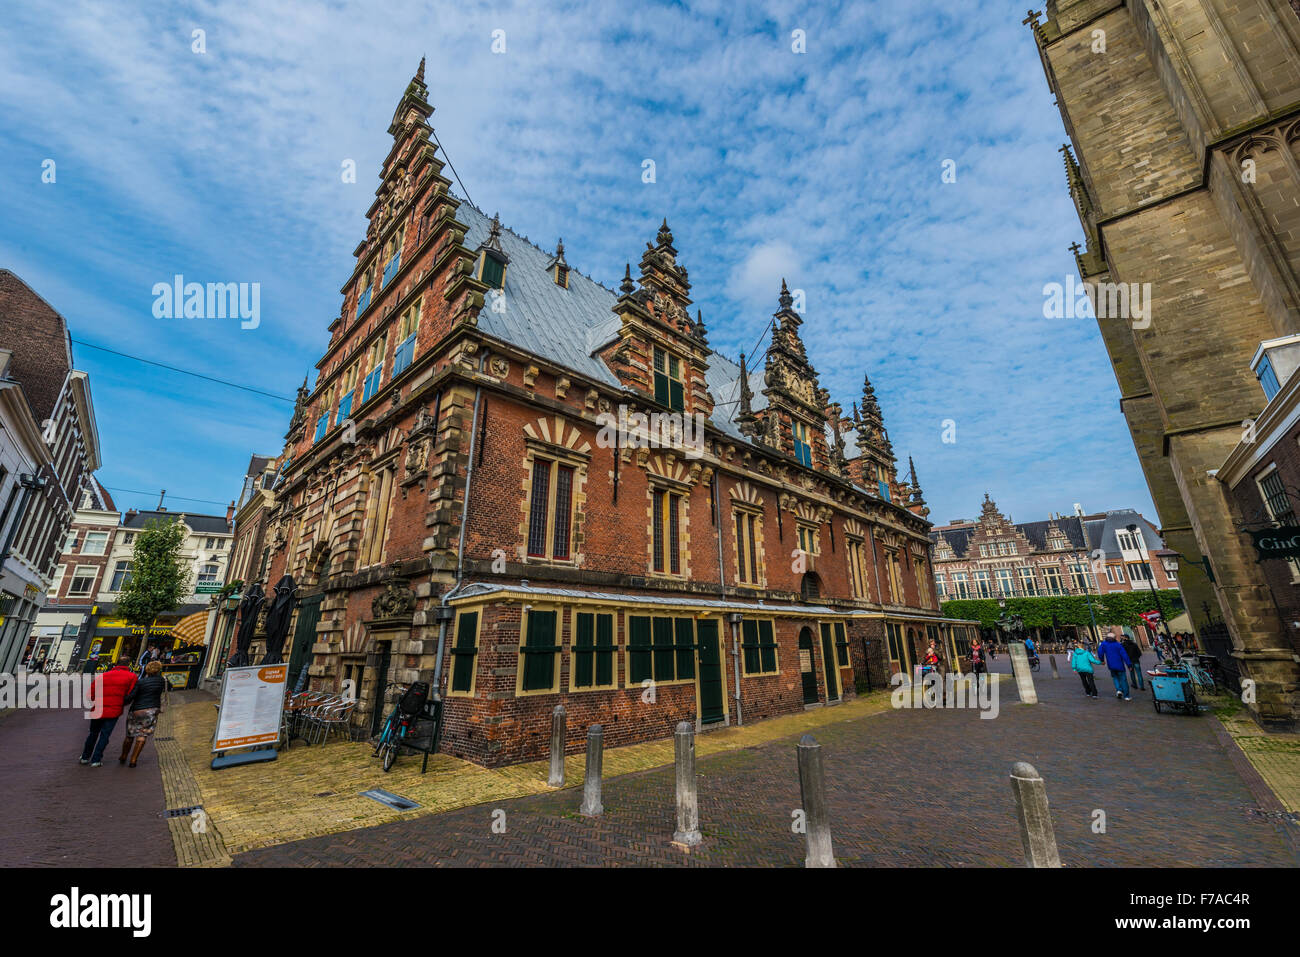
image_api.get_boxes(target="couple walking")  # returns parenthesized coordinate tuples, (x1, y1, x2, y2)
(1069, 634, 1146, 700)
(79, 656, 168, 767)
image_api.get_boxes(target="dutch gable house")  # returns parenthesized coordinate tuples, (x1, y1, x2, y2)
(257, 62, 973, 766)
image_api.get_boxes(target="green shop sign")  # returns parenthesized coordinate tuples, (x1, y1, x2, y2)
(1250, 526, 1300, 561)
(195, 584, 224, 594)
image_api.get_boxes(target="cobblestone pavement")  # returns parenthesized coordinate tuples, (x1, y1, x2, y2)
(235, 659, 1300, 867)
(0, 694, 174, 867)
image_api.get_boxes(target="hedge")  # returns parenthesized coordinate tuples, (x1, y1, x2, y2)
(939, 590, 1183, 630)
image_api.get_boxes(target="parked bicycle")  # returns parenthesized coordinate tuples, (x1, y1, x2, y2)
(373, 680, 431, 772)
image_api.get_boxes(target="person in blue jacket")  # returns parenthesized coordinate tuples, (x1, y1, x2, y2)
(1068, 641, 1102, 698)
(1097, 634, 1133, 700)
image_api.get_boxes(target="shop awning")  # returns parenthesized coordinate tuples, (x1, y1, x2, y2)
(171, 610, 211, 647)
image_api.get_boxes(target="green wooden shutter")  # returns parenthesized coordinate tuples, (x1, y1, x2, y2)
(595, 614, 614, 687)
(674, 618, 695, 680)
(574, 612, 594, 688)
(758, 619, 777, 673)
(741, 619, 760, 673)
(669, 378, 684, 412)
(450, 611, 479, 693)
(652, 616, 675, 681)
(628, 615, 652, 683)
(834, 622, 849, 666)
(523, 609, 557, 691)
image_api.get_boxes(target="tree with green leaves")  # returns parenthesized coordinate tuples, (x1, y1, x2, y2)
(116, 518, 192, 643)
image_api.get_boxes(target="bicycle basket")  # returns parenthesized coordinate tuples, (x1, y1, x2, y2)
(398, 681, 430, 718)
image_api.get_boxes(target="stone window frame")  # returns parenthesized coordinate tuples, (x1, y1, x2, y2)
(731, 503, 766, 588)
(645, 475, 691, 580)
(1255, 463, 1300, 581)
(568, 605, 619, 693)
(359, 464, 396, 569)
(519, 440, 589, 567)
(845, 535, 869, 600)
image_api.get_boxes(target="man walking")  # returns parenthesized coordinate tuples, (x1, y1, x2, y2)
(1121, 634, 1146, 692)
(1097, 634, 1133, 700)
(80, 656, 138, 767)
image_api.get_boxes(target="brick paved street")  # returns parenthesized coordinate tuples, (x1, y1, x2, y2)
(234, 659, 1300, 867)
(0, 696, 173, 867)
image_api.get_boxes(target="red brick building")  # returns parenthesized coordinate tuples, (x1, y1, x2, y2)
(257, 63, 966, 766)
(0, 270, 101, 673)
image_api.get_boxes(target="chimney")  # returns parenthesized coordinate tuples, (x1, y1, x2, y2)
(226, 500, 236, 525)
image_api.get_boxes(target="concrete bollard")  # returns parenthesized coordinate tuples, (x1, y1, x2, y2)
(1049, 654, 1060, 679)
(547, 704, 566, 788)
(1007, 641, 1039, 704)
(579, 724, 604, 817)
(672, 721, 702, 847)
(796, 733, 835, 867)
(1009, 761, 1061, 868)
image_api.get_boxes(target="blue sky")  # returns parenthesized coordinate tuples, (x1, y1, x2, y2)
(0, 0, 1159, 527)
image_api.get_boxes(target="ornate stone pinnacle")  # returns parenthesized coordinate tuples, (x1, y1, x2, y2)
(657, 218, 674, 248)
(779, 278, 793, 311)
(620, 263, 635, 295)
(416, 56, 426, 82)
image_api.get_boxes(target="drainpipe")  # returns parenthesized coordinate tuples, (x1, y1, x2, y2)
(726, 611, 744, 725)
(713, 469, 726, 600)
(435, 384, 482, 697)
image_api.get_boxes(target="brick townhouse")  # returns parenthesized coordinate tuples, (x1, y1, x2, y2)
(0, 270, 101, 672)
(253, 61, 975, 767)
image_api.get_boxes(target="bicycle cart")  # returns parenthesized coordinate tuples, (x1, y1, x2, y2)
(1149, 665, 1199, 716)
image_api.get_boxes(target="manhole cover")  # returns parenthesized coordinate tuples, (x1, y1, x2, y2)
(360, 789, 420, 811)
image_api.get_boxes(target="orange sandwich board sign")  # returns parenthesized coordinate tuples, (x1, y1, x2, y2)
(211, 664, 287, 770)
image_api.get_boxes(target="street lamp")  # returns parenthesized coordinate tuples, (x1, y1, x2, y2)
(1073, 503, 1101, 643)
(1127, 523, 1174, 642)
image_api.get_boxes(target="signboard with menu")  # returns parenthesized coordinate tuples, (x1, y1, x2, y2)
(211, 664, 286, 769)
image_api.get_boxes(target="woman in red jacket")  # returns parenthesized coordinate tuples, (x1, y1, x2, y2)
(80, 657, 138, 767)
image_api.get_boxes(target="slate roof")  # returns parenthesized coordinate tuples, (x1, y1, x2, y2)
(930, 508, 1157, 558)
(123, 510, 231, 534)
(457, 203, 766, 443)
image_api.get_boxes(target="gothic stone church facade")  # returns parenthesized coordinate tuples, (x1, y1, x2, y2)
(257, 63, 959, 766)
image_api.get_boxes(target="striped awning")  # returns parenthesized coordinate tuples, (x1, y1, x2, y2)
(171, 610, 210, 647)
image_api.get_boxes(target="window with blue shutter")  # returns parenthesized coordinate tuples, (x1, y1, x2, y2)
(313, 412, 329, 443)
(362, 365, 383, 403)
(381, 251, 401, 288)
(878, 480, 890, 502)
(793, 421, 812, 467)
(1258, 356, 1282, 400)
(355, 285, 371, 318)
(336, 391, 353, 422)
(393, 333, 416, 376)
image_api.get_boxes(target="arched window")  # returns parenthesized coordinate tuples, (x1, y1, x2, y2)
(801, 572, 822, 600)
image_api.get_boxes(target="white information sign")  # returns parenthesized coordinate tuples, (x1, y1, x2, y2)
(213, 664, 287, 752)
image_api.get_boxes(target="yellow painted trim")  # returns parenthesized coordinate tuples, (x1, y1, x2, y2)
(446, 608, 482, 698)
(567, 606, 620, 693)
(516, 603, 563, 697)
